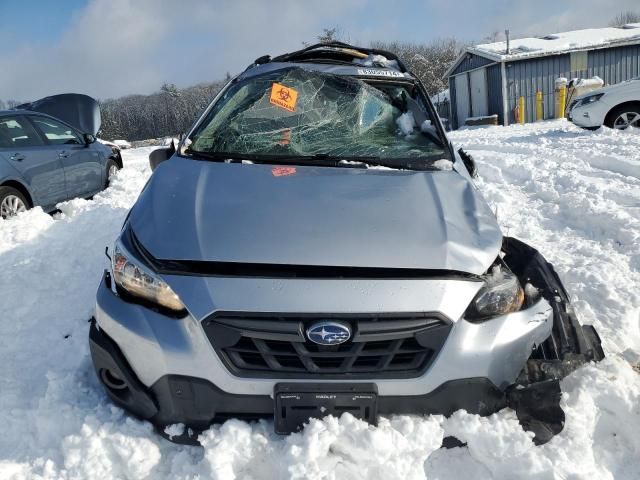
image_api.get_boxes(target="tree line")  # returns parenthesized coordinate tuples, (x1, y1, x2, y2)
(2, 9, 637, 141)
(1, 34, 463, 141)
(98, 80, 228, 141)
(98, 35, 463, 141)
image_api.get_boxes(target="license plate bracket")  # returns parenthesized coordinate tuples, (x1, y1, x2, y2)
(274, 383, 378, 434)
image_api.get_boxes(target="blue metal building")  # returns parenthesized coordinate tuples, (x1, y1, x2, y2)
(445, 24, 640, 129)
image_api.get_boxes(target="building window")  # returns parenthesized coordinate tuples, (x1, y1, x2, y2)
(570, 51, 588, 74)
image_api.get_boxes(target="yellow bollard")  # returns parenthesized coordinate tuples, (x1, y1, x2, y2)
(536, 91, 543, 121)
(555, 85, 567, 118)
(518, 96, 525, 124)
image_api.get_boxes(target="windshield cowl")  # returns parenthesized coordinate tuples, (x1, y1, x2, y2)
(181, 147, 453, 172)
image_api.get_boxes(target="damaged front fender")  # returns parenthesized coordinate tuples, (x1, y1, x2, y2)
(501, 237, 604, 444)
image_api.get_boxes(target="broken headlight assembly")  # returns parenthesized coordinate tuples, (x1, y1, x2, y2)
(465, 265, 525, 322)
(111, 237, 185, 313)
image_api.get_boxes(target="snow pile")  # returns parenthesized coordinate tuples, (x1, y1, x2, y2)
(472, 24, 640, 60)
(1, 122, 640, 479)
(396, 111, 416, 135)
(570, 76, 604, 88)
(352, 54, 400, 71)
(112, 139, 132, 149)
(432, 159, 453, 171)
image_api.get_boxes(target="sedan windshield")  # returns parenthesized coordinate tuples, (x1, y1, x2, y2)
(188, 67, 448, 169)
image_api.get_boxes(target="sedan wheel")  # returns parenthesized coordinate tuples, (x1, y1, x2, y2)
(1, 194, 27, 218)
(613, 111, 640, 129)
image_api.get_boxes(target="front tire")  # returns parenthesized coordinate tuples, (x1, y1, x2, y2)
(105, 159, 120, 188)
(0, 186, 29, 219)
(604, 104, 640, 130)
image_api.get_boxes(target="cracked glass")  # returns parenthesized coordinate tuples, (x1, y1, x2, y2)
(189, 67, 446, 165)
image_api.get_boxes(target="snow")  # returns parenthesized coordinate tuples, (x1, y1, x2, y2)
(430, 89, 449, 104)
(570, 76, 604, 88)
(112, 139, 131, 148)
(465, 114, 498, 122)
(396, 111, 416, 135)
(524, 283, 540, 302)
(470, 24, 640, 61)
(352, 54, 400, 71)
(432, 159, 453, 171)
(1, 121, 640, 479)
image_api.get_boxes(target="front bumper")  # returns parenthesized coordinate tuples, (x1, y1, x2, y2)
(568, 100, 611, 128)
(93, 271, 553, 397)
(90, 237, 603, 443)
(90, 319, 507, 443)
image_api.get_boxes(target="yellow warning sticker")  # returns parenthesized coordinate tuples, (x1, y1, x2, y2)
(270, 83, 298, 112)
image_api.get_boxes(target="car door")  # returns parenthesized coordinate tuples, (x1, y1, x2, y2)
(28, 115, 103, 198)
(0, 115, 67, 208)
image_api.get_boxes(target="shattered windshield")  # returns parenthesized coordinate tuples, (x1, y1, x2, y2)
(188, 68, 448, 168)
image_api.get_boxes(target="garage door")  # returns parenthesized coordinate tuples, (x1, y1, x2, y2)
(470, 68, 488, 118)
(454, 74, 470, 126)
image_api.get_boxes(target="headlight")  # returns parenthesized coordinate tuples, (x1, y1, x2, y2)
(578, 93, 604, 107)
(111, 238, 185, 312)
(465, 266, 524, 322)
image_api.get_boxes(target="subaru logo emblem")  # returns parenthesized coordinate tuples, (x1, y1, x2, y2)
(306, 322, 351, 345)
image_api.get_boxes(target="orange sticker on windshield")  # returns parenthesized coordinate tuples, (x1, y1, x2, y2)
(272, 166, 296, 177)
(270, 83, 298, 112)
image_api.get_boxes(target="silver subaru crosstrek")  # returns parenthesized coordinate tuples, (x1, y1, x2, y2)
(89, 42, 603, 445)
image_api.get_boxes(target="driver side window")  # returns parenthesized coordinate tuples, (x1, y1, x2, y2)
(30, 117, 83, 145)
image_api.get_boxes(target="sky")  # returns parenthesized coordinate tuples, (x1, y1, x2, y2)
(0, 0, 638, 101)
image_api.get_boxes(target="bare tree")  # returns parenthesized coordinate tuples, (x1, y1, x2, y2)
(99, 80, 225, 141)
(318, 27, 339, 43)
(0, 99, 24, 109)
(609, 11, 640, 26)
(303, 26, 346, 46)
(483, 31, 501, 43)
(371, 38, 466, 95)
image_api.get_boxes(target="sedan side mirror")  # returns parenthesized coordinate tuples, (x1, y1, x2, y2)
(149, 141, 176, 171)
(84, 133, 96, 145)
(457, 148, 478, 178)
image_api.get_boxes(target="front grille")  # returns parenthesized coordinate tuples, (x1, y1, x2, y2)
(202, 313, 451, 379)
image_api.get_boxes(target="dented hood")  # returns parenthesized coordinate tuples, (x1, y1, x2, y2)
(17, 93, 101, 135)
(129, 158, 503, 275)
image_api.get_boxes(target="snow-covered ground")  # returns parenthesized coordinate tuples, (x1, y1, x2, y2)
(0, 120, 639, 479)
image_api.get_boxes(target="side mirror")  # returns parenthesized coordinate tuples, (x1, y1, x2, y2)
(457, 148, 478, 178)
(149, 141, 176, 171)
(84, 133, 96, 145)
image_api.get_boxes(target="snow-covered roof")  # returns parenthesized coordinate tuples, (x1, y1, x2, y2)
(474, 24, 640, 62)
(446, 23, 640, 75)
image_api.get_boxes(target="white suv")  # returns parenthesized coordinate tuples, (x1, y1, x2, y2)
(568, 78, 640, 129)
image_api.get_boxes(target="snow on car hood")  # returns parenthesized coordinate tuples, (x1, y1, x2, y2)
(128, 157, 502, 275)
